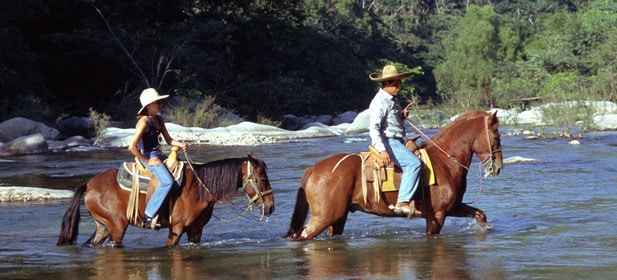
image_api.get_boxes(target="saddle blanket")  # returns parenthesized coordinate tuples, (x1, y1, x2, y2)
(364, 148, 435, 192)
(116, 161, 185, 193)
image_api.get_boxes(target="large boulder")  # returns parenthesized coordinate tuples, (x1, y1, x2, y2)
(594, 113, 617, 130)
(56, 116, 94, 138)
(0, 117, 60, 142)
(344, 109, 370, 135)
(0, 133, 48, 156)
(333, 111, 358, 125)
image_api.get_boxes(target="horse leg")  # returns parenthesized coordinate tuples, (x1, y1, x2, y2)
(84, 217, 128, 248)
(166, 224, 186, 246)
(294, 216, 332, 240)
(296, 201, 349, 240)
(327, 212, 348, 236)
(84, 219, 111, 247)
(183, 210, 214, 245)
(107, 221, 128, 247)
(425, 211, 446, 235)
(449, 203, 490, 229)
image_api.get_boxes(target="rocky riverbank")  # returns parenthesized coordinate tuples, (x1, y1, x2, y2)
(1, 101, 616, 157)
(2, 101, 617, 202)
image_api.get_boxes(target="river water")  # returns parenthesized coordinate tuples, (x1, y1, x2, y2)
(1, 129, 617, 279)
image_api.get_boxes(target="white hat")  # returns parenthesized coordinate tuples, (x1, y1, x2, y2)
(137, 88, 169, 115)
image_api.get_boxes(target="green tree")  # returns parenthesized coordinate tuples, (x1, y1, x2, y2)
(434, 5, 500, 108)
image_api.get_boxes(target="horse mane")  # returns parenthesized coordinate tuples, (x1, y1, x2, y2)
(419, 110, 489, 148)
(192, 156, 268, 202)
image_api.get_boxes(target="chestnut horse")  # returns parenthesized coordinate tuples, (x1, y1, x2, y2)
(286, 110, 503, 240)
(57, 154, 274, 247)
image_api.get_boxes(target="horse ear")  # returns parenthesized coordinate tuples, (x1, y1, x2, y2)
(248, 153, 256, 159)
(488, 110, 499, 127)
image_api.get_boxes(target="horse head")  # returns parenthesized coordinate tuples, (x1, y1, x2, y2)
(475, 111, 503, 177)
(242, 154, 275, 217)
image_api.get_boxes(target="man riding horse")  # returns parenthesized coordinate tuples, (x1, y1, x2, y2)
(368, 65, 422, 216)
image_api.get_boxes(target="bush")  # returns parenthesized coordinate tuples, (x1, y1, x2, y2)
(538, 101, 597, 136)
(167, 96, 241, 128)
(88, 107, 110, 145)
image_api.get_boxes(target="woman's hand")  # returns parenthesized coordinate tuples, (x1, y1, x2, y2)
(148, 157, 163, 166)
(179, 142, 188, 153)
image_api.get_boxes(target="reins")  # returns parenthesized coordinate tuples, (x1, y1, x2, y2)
(182, 150, 270, 222)
(405, 114, 499, 204)
(405, 118, 469, 171)
(182, 150, 211, 194)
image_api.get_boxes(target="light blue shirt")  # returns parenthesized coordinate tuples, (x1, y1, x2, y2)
(369, 88, 405, 152)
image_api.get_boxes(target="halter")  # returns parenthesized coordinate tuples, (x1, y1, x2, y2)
(242, 159, 273, 209)
(219, 159, 273, 222)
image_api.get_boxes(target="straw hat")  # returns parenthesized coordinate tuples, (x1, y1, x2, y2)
(369, 65, 414, 82)
(137, 88, 169, 115)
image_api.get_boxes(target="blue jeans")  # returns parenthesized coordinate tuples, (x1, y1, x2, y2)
(385, 138, 422, 202)
(140, 151, 173, 218)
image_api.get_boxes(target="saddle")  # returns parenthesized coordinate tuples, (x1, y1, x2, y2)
(116, 147, 185, 227)
(116, 148, 185, 193)
(360, 137, 435, 201)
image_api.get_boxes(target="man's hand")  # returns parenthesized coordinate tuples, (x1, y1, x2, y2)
(403, 103, 413, 119)
(380, 150, 391, 165)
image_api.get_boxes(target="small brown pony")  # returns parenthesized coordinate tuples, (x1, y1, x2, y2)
(57, 154, 274, 247)
(286, 110, 503, 240)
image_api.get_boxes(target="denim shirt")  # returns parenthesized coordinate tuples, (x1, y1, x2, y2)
(368, 89, 405, 152)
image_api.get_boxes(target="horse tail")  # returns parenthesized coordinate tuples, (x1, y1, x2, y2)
(57, 184, 86, 246)
(285, 166, 313, 238)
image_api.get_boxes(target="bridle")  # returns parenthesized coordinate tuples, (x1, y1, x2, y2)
(405, 115, 500, 174)
(479, 115, 501, 178)
(407, 114, 501, 204)
(211, 159, 273, 222)
(242, 159, 273, 210)
(183, 152, 272, 221)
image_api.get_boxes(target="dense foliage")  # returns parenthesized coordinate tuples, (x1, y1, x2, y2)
(1, 0, 616, 125)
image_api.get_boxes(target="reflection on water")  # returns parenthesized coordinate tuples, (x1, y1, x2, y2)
(292, 237, 492, 279)
(2, 132, 617, 279)
(48, 236, 508, 279)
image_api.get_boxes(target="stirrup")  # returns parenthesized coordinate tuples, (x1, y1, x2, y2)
(142, 215, 161, 230)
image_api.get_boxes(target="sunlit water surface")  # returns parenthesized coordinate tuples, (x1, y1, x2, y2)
(1, 130, 617, 279)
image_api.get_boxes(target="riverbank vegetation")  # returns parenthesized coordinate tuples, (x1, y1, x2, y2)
(1, 0, 616, 133)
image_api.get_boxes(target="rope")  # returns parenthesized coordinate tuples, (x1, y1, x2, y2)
(126, 164, 141, 225)
(182, 150, 211, 194)
(404, 118, 469, 171)
(182, 150, 268, 223)
(464, 162, 485, 204)
(405, 112, 498, 205)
